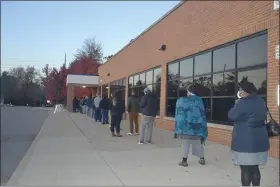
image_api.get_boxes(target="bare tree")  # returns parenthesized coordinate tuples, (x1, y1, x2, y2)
(42, 64, 51, 80)
(75, 38, 103, 62)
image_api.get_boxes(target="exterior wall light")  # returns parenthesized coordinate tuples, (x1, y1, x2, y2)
(159, 44, 166, 51)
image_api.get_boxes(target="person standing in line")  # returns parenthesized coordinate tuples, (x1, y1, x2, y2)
(127, 89, 140, 135)
(72, 96, 77, 112)
(228, 80, 269, 186)
(80, 97, 84, 114)
(138, 87, 157, 144)
(175, 85, 207, 167)
(87, 95, 93, 117)
(75, 96, 80, 113)
(94, 94, 102, 122)
(83, 96, 89, 115)
(100, 95, 110, 125)
(91, 95, 96, 120)
(110, 91, 125, 137)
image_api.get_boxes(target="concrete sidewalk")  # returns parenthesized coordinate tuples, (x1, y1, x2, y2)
(7, 111, 279, 186)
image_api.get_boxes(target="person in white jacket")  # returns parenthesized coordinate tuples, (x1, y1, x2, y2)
(94, 94, 102, 122)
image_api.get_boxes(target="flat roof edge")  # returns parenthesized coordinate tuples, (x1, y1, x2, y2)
(100, 1, 185, 67)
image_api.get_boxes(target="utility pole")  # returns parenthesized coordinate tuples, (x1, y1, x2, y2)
(64, 53, 66, 64)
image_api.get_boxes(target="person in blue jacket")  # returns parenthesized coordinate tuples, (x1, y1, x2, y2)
(228, 79, 269, 186)
(175, 85, 208, 167)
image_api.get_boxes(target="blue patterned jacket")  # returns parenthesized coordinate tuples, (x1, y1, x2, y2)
(175, 95, 208, 143)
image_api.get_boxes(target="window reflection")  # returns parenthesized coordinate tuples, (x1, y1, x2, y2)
(213, 44, 235, 72)
(238, 68, 267, 95)
(194, 52, 211, 75)
(129, 77, 133, 87)
(129, 67, 161, 115)
(167, 80, 179, 97)
(153, 83, 161, 98)
(166, 99, 177, 117)
(134, 75, 139, 86)
(146, 70, 153, 84)
(194, 75, 211, 97)
(237, 34, 267, 68)
(139, 73, 145, 86)
(212, 72, 236, 96)
(212, 98, 235, 123)
(168, 62, 179, 80)
(202, 98, 211, 120)
(180, 58, 193, 78)
(178, 78, 193, 97)
(154, 68, 161, 83)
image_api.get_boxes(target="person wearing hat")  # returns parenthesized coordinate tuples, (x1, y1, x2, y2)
(175, 85, 208, 167)
(228, 79, 269, 186)
(138, 87, 158, 144)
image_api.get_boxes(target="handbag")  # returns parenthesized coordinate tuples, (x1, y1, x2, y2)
(266, 106, 280, 137)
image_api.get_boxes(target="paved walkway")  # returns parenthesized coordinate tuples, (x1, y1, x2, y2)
(6, 111, 279, 186)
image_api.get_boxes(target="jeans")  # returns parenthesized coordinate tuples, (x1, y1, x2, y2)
(92, 107, 95, 118)
(84, 106, 89, 115)
(101, 109, 109, 123)
(94, 107, 101, 122)
(110, 114, 122, 133)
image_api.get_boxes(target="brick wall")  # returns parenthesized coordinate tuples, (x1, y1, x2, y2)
(99, 1, 279, 158)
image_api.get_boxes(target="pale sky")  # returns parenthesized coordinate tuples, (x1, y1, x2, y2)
(1, 1, 180, 72)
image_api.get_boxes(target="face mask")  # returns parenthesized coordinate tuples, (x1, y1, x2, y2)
(237, 91, 242, 99)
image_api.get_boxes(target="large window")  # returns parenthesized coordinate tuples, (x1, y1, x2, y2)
(166, 31, 268, 125)
(110, 78, 126, 100)
(128, 67, 161, 115)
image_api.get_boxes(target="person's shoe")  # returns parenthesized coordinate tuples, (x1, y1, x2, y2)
(127, 132, 133, 136)
(116, 133, 122, 137)
(137, 141, 144, 145)
(178, 161, 188, 167)
(101, 122, 105, 125)
(111, 133, 116, 137)
(146, 140, 152, 144)
(134, 132, 139, 136)
(199, 158, 205, 165)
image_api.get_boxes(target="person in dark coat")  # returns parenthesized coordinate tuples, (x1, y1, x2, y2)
(127, 89, 140, 135)
(72, 96, 77, 112)
(100, 95, 110, 125)
(138, 87, 158, 144)
(228, 79, 269, 186)
(110, 91, 125, 137)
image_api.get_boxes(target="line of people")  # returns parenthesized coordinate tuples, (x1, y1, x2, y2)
(73, 78, 272, 186)
(72, 94, 111, 125)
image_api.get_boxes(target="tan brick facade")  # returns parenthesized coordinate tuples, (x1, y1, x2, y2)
(98, 1, 279, 157)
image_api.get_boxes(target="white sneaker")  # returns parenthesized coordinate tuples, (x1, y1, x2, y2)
(137, 141, 144, 145)
(134, 133, 139, 136)
(127, 132, 133, 136)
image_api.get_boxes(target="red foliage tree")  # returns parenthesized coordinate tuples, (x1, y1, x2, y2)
(57, 63, 67, 102)
(44, 38, 103, 102)
(68, 58, 101, 98)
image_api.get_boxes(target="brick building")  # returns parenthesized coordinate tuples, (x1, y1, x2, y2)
(97, 1, 279, 157)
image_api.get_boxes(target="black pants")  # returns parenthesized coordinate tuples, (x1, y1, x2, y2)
(111, 114, 122, 133)
(240, 165, 261, 186)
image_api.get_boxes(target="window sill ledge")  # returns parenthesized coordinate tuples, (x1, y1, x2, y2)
(125, 112, 160, 118)
(163, 117, 233, 131)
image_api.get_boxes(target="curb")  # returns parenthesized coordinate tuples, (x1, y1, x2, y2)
(6, 110, 55, 186)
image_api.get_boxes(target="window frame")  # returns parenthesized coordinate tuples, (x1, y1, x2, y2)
(165, 30, 268, 125)
(128, 66, 162, 115)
